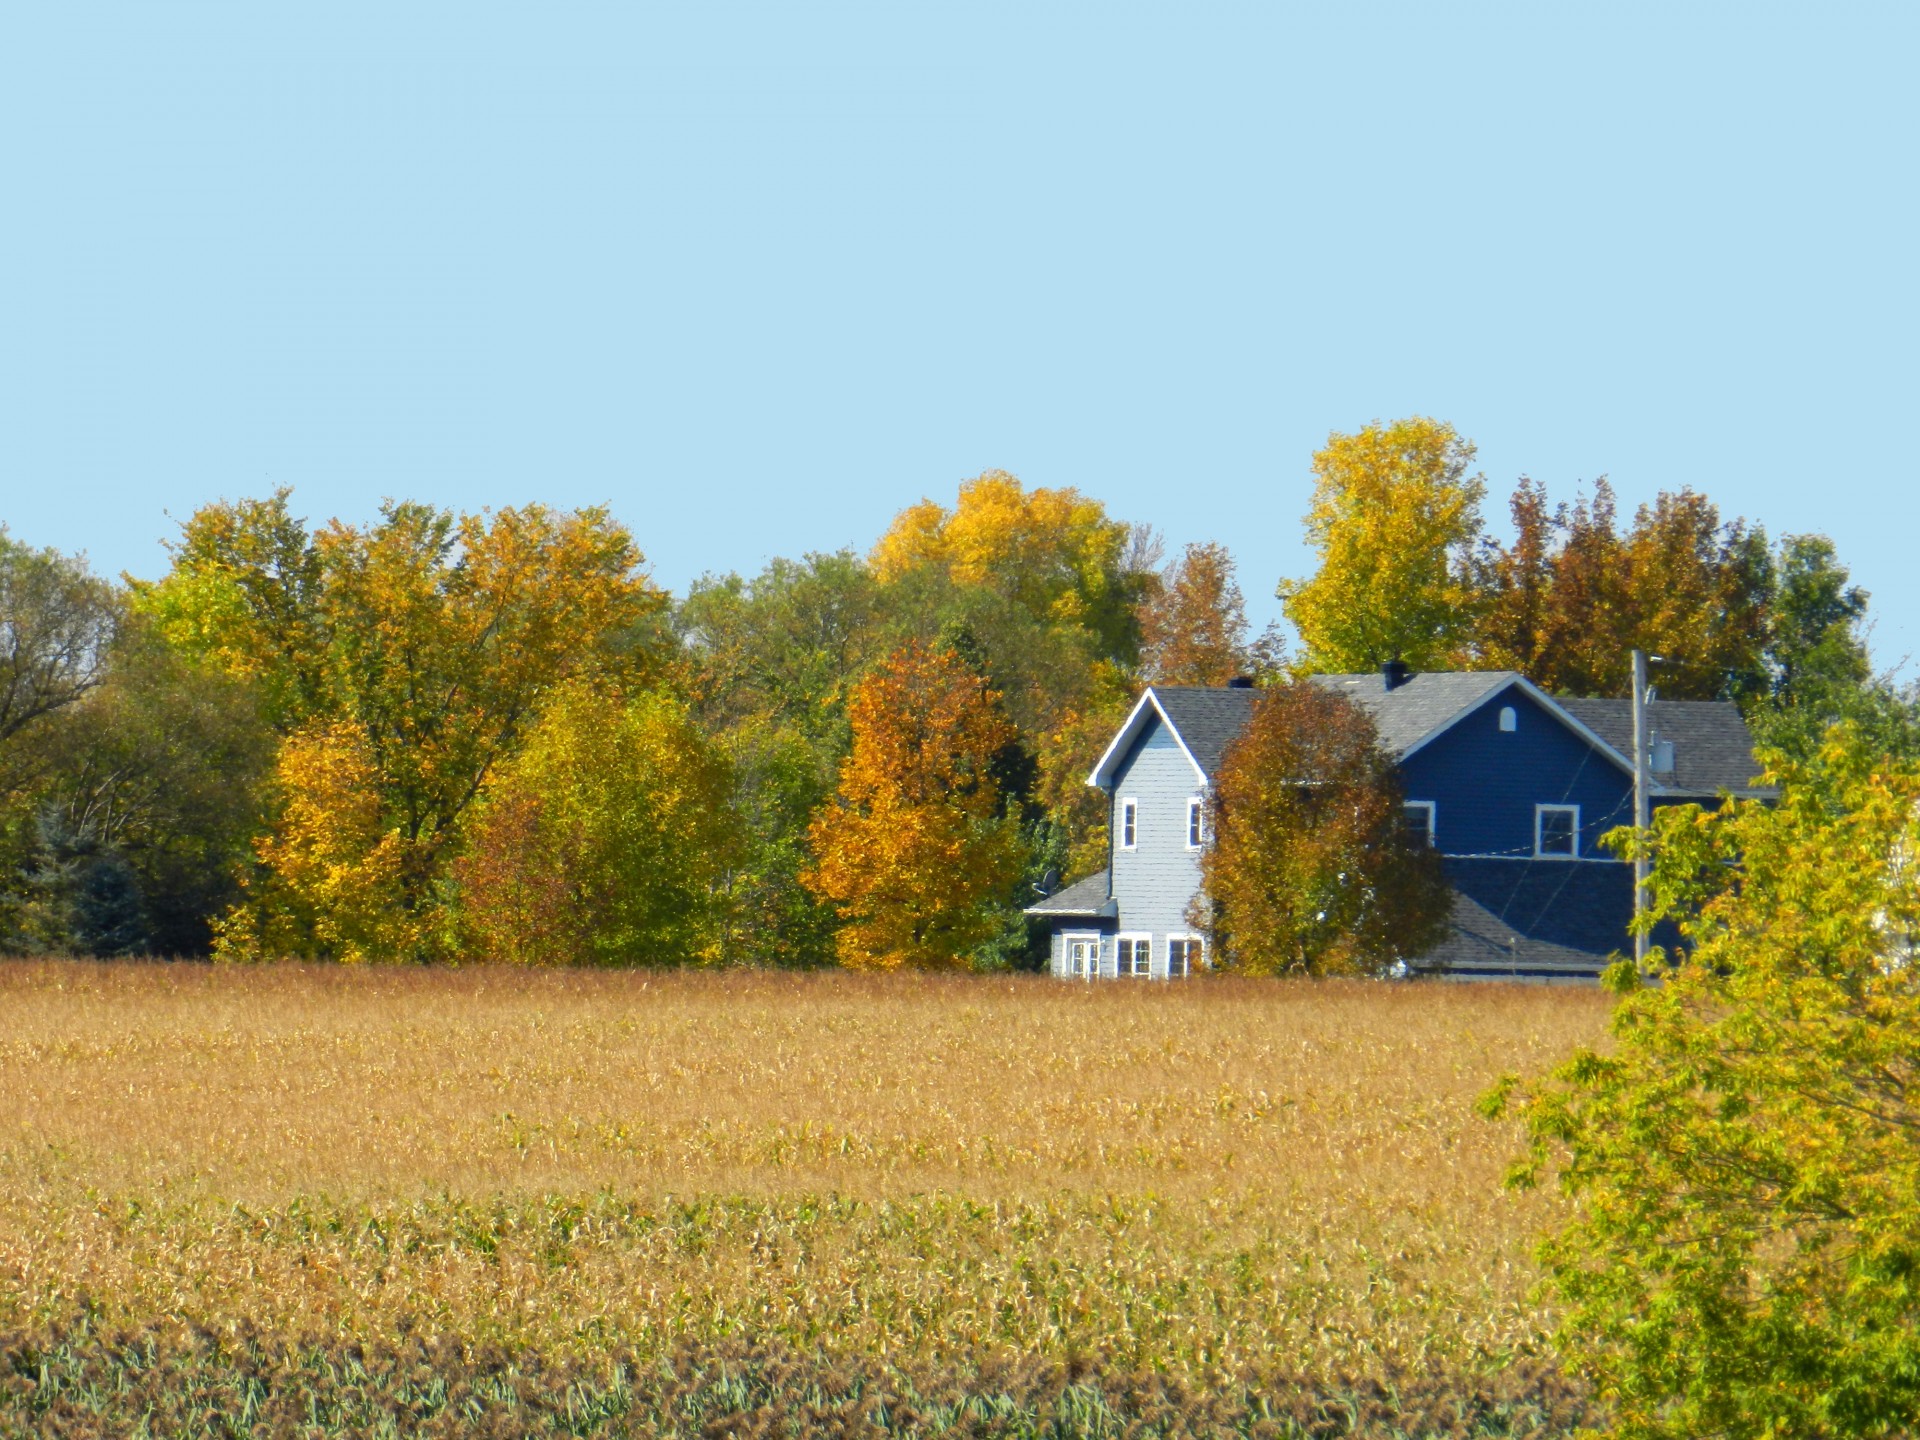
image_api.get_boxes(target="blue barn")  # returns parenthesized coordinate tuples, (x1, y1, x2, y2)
(1025, 667, 1770, 981)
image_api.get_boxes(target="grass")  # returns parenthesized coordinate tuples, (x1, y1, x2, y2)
(0, 961, 1609, 1435)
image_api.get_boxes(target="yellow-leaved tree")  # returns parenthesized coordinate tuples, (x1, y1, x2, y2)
(803, 639, 1024, 969)
(185, 498, 665, 960)
(870, 469, 1141, 659)
(1280, 417, 1485, 673)
(451, 681, 738, 966)
(1485, 726, 1920, 1439)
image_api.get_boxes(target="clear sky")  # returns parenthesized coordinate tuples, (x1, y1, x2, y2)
(3, 3, 1914, 671)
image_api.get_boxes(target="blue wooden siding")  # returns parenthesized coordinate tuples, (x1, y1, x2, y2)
(1399, 685, 1635, 861)
(1106, 713, 1207, 978)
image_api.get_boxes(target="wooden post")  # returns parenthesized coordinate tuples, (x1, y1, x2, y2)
(1632, 649, 1651, 967)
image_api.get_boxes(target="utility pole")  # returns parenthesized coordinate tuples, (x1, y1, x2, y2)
(1632, 649, 1651, 967)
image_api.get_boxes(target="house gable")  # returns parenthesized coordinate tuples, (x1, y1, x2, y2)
(1398, 683, 1635, 860)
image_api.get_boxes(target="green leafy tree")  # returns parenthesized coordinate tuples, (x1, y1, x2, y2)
(1280, 417, 1485, 673)
(1485, 726, 1920, 1440)
(7, 620, 273, 955)
(452, 682, 738, 966)
(1195, 681, 1452, 975)
(676, 552, 884, 966)
(0, 532, 119, 757)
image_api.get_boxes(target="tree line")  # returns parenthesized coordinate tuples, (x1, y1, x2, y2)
(0, 419, 1912, 965)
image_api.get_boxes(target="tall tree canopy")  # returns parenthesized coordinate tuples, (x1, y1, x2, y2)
(452, 682, 738, 967)
(1487, 726, 1920, 1439)
(1280, 418, 1485, 673)
(803, 639, 1024, 970)
(1196, 681, 1451, 975)
(159, 497, 666, 960)
(0, 532, 120, 756)
(1138, 541, 1276, 685)
(869, 470, 1149, 663)
(1471, 477, 1794, 702)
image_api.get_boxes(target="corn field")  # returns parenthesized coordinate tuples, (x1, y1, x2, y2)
(0, 962, 1609, 1436)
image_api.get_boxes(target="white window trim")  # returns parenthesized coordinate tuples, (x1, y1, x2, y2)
(1063, 930, 1101, 981)
(1119, 797, 1139, 851)
(1535, 803, 1581, 859)
(1185, 797, 1205, 850)
(1402, 800, 1436, 848)
(1115, 931, 1153, 979)
(1165, 933, 1204, 978)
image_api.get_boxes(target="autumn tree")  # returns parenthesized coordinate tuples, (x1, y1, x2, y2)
(870, 470, 1148, 660)
(869, 473, 1156, 881)
(1195, 681, 1452, 975)
(1486, 726, 1920, 1439)
(1138, 541, 1282, 685)
(133, 488, 327, 730)
(1280, 418, 1485, 673)
(803, 639, 1025, 970)
(171, 497, 666, 961)
(1469, 477, 1774, 700)
(452, 682, 738, 967)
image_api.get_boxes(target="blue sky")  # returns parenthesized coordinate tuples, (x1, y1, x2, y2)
(3, 3, 1914, 671)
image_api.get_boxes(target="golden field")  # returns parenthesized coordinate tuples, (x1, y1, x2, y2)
(0, 961, 1608, 1386)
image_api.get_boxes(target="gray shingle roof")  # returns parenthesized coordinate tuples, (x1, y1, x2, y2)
(1305, 671, 1522, 756)
(1147, 687, 1258, 778)
(1023, 869, 1116, 918)
(1558, 698, 1770, 796)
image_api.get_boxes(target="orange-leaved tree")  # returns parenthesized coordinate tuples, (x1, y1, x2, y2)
(1195, 681, 1452, 975)
(1138, 540, 1283, 685)
(1470, 477, 1773, 700)
(803, 639, 1025, 969)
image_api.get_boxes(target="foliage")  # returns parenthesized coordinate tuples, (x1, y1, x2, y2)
(1196, 681, 1452, 975)
(1485, 726, 1920, 1439)
(1742, 535, 1920, 766)
(133, 488, 327, 730)
(870, 470, 1149, 663)
(803, 640, 1025, 969)
(452, 682, 738, 966)
(199, 500, 665, 960)
(0, 531, 119, 758)
(1139, 541, 1282, 685)
(1468, 478, 1773, 701)
(676, 552, 884, 965)
(3, 621, 272, 956)
(1280, 418, 1485, 673)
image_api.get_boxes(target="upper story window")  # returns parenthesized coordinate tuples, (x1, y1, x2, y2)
(1499, 706, 1518, 732)
(1536, 804, 1580, 858)
(1120, 797, 1138, 850)
(1186, 797, 1205, 849)
(1401, 800, 1436, 848)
